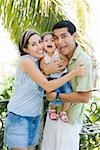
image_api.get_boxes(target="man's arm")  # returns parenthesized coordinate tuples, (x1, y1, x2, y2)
(59, 92, 91, 103)
(47, 91, 91, 103)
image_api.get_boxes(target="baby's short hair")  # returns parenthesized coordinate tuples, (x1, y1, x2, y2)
(42, 32, 54, 40)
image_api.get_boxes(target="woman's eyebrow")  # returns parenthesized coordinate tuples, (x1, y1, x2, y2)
(29, 41, 36, 45)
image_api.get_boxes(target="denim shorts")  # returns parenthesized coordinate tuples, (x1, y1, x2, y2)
(4, 112, 41, 148)
(50, 100, 64, 106)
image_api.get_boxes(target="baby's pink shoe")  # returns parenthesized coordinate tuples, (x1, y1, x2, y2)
(60, 112, 69, 123)
(49, 109, 58, 120)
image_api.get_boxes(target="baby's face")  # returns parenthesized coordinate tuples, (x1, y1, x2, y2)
(43, 34, 56, 54)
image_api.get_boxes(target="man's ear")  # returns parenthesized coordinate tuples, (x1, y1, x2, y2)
(73, 32, 77, 40)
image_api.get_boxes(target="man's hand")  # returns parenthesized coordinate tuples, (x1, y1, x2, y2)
(47, 92, 57, 101)
(41, 60, 65, 75)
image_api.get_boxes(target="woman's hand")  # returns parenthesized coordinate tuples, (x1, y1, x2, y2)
(73, 63, 87, 76)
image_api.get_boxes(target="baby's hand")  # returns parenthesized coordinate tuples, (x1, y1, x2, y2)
(52, 60, 65, 72)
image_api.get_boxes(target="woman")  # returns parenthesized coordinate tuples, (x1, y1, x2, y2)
(4, 29, 85, 150)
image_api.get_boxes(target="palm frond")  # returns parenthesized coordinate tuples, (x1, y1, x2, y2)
(0, 0, 65, 43)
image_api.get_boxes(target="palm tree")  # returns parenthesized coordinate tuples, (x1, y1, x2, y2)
(0, 0, 96, 74)
(0, 0, 67, 43)
(62, 0, 96, 81)
(0, 0, 94, 52)
(0, 0, 96, 66)
(62, 0, 94, 52)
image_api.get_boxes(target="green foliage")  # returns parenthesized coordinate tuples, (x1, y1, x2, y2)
(0, 76, 15, 150)
(75, 0, 86, 32)
(0, 0, 95, 59)
(80, 133, 100, 150)
(0, 0, 66, 44)
(0, 76, 15, 115)
(0, 76, 15, 100)
(80, 96, 100, 150)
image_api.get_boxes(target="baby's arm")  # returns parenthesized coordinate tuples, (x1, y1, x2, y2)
(40, 57, 65, 75)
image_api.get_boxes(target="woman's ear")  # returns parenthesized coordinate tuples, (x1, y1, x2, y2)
(23, 48, 28, 53)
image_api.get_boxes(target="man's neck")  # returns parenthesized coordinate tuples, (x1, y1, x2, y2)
(67, 43, 77, 60)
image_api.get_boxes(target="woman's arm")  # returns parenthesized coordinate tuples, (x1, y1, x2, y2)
(60, 53, 69, 67)
(20, 57, 86, 93)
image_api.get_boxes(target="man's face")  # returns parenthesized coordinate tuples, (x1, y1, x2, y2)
(53, 27, 76, 58)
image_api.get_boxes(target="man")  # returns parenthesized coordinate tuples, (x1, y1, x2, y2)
(41, 20, 93, 150)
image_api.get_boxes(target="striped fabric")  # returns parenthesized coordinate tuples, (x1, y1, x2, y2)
(8, 55, 44, 117)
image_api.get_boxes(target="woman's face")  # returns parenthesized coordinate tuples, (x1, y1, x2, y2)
(25, 34, 44, 60)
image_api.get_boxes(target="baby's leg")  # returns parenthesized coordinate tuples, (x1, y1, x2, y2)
(62, 102, 71, 112)
(59, 80, 72, 122)
(60, 102, 71, 122)
(49, 103, 56, 110)
(49, 103, 58, 120)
